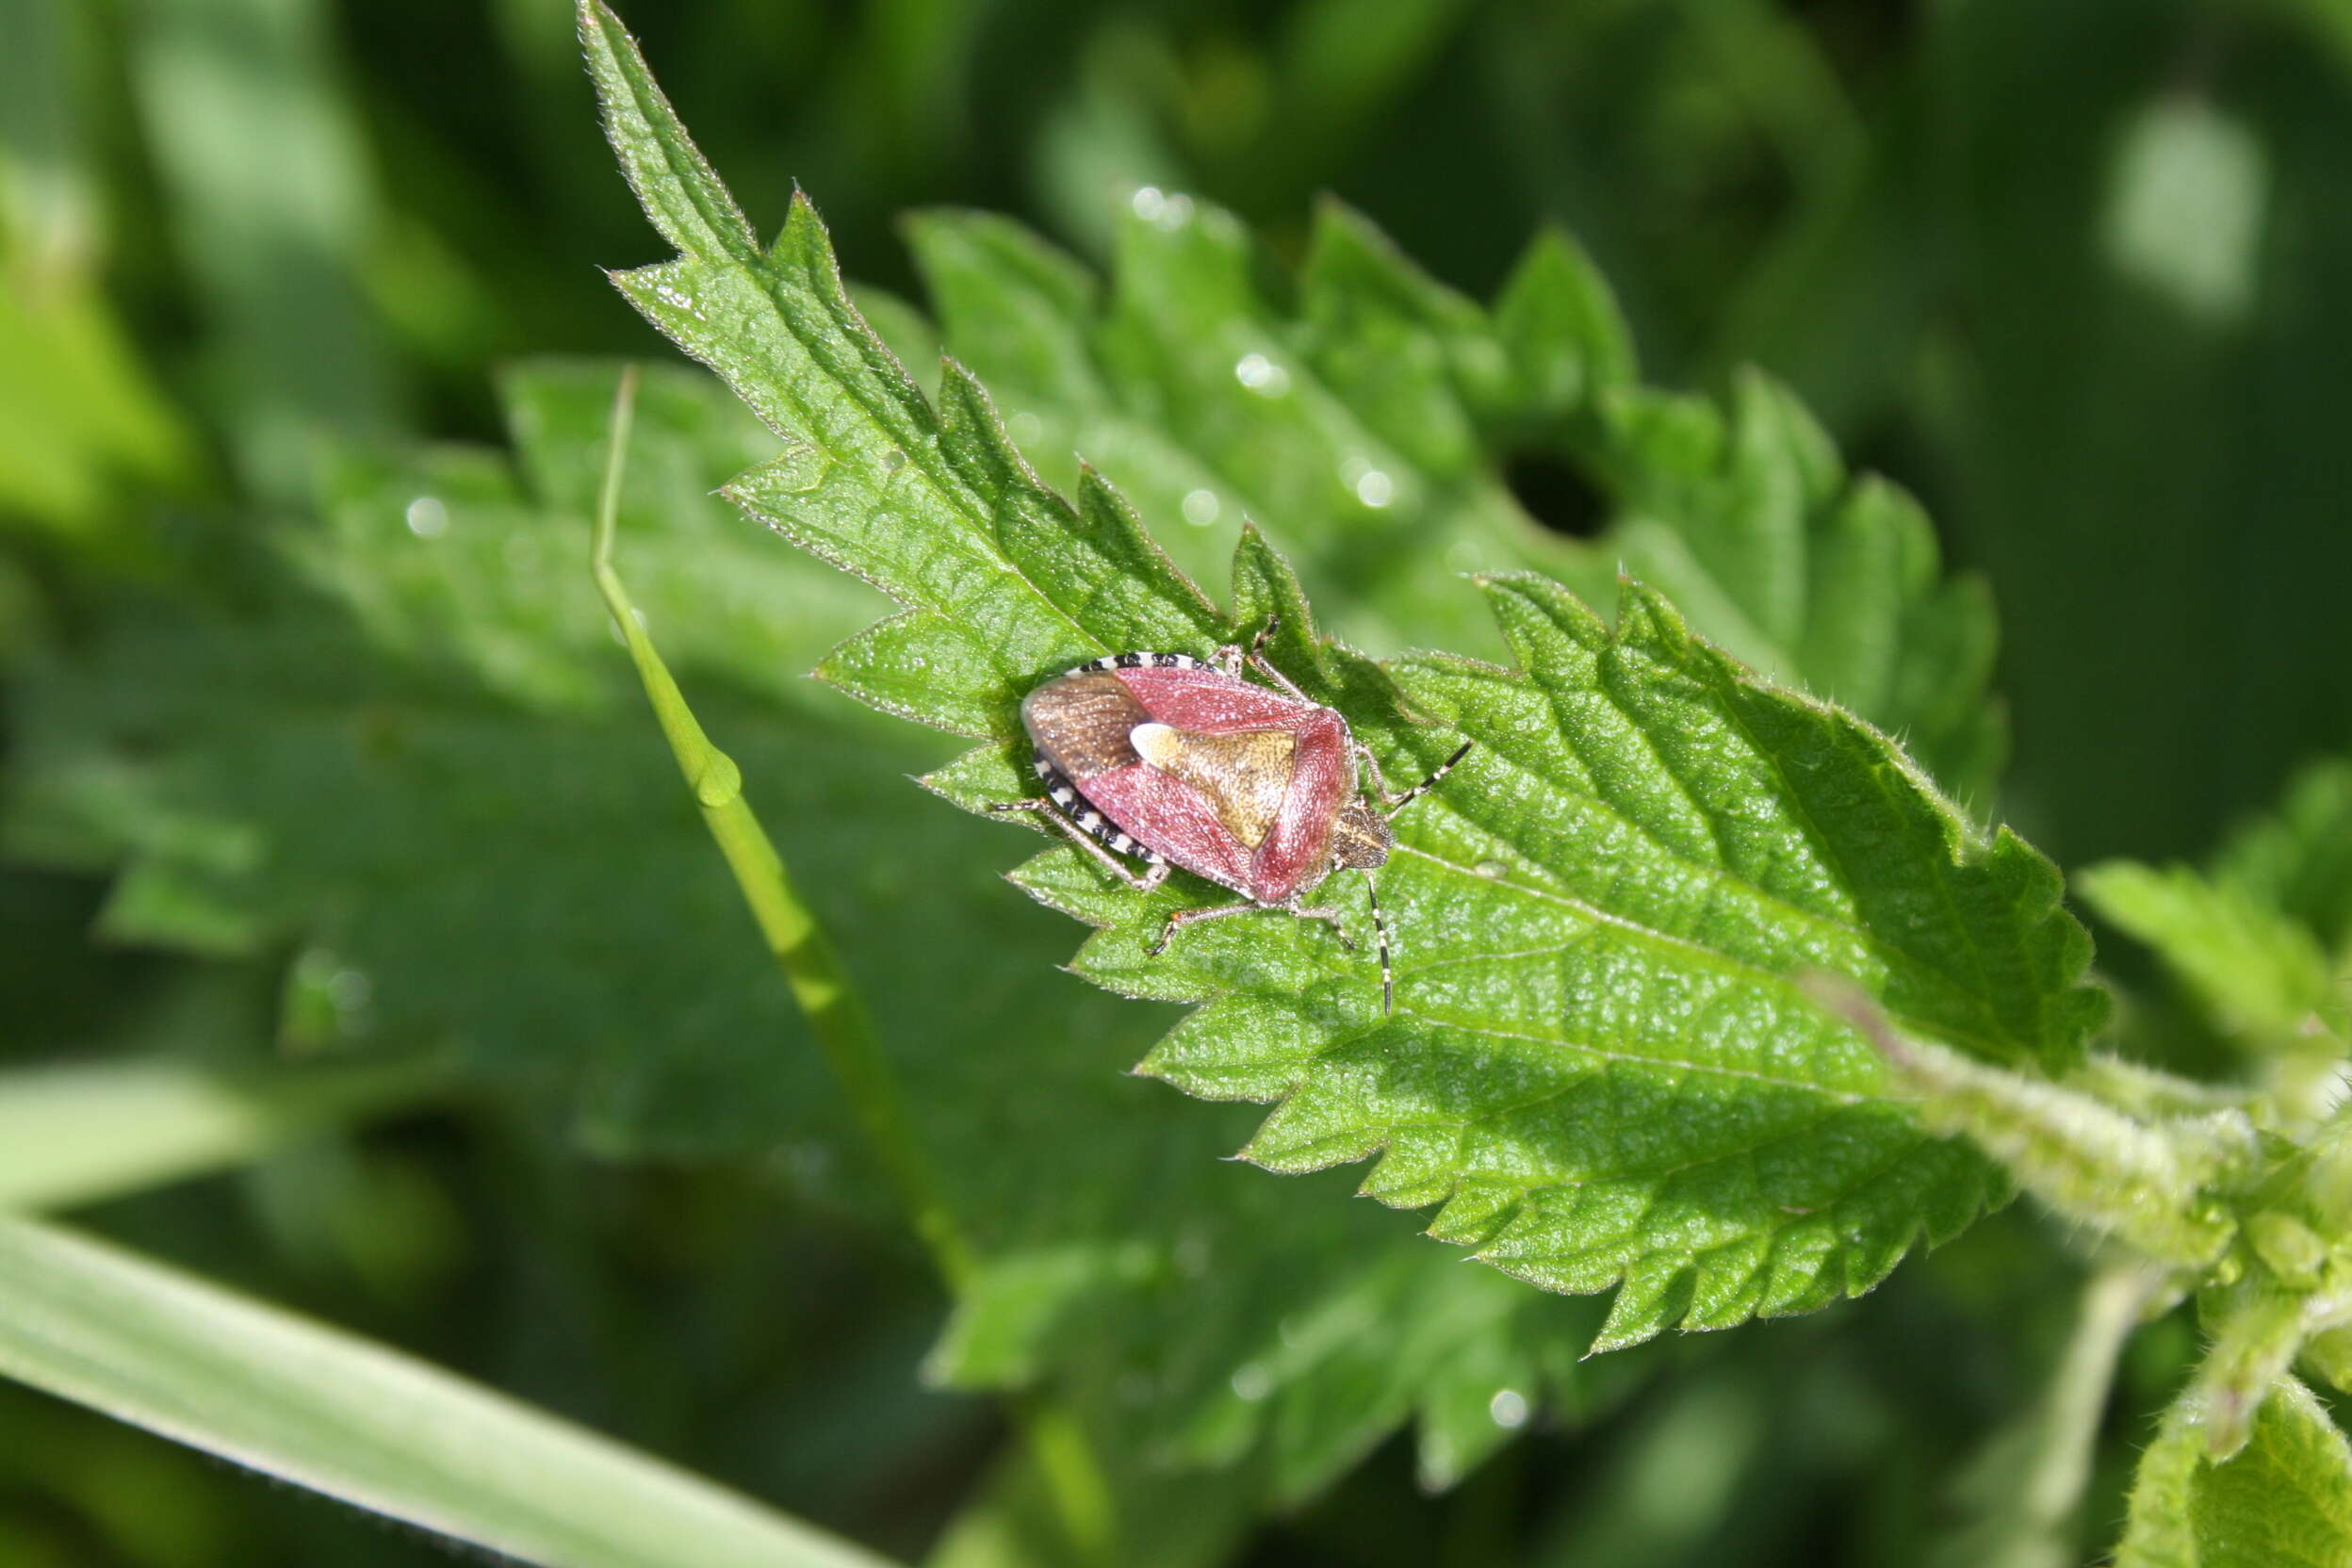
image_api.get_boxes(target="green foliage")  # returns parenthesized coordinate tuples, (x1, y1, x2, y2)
(2117, 1375, 2352, 1568)
(0, 1055, 433, 1211)
(0, 0, 201, 555)
(593, 54, 2010, 796)
(1838, 1007, 2249, 1269)
(0, 1215, 897, 1568)
(8, 0, 2352, 1561)
(2213, 760, 2352, 957)
(3, 362, 894, 1156)
(581, 0, 2101, 1371)
(900, 198, 2003, 798)
(2079, 863, 2344, 1050)
(1927, 1264, 2170, 1568)
(2082, 759, 2352, 1070)
(1850, 755, 2352, 1563)
(0, 343, 1627, 1525)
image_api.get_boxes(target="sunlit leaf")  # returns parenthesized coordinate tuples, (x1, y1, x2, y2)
(903, 204, 2003, 796)
(581, 0, 2101, 1363)
(2117, 1374, 2352, 1568)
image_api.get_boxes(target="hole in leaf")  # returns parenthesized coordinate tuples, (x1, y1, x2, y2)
(1503, 451, 1608, 540)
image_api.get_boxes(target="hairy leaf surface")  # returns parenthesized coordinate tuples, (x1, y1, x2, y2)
(0, 352, 1632, 1506)
(580, 0, 2102, 1357)
(903, 205, 2002, 796)
(2118, 1375, 2352, 1568)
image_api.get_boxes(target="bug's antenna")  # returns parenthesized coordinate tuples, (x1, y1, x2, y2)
(1383, 741, 1474, 821)
(1364, 872, 1394, 1014)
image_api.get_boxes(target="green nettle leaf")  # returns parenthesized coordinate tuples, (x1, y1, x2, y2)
(1910, 751, 2352, 1567)
(0, 362, 906, 1158)
(2078, 861, 2346, 1046)
(0, 344, 1619, 1509)
(2082, 755, 2352, 1039)
(580, 0, 2102, 1354)
(1570, 377, 2004, 800)
(898, 174, 2001, 801)
(2117, 1374, 2352, 1568)
(2213, 759, 2352, 959)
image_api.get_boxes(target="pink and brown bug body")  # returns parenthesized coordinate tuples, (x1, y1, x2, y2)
(989, 619, 1471, 1012)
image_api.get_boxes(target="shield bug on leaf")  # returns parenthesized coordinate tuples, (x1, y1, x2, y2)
(989, 617, 1470, 1012)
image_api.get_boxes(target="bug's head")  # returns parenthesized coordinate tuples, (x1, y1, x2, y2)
(1330, 802, 1394, 871)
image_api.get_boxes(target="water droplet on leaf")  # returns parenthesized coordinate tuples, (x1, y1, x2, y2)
(694, 753, 743, 808)
(1233, 353, 1290, 398)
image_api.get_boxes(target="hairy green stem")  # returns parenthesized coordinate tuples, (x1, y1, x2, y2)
(2027, 1264, 2171, 1534)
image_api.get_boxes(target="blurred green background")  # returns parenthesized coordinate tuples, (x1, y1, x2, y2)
(3, 0, 2348, 1563)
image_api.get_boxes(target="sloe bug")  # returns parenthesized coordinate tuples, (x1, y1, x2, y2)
(989, 617, 1471, 1012)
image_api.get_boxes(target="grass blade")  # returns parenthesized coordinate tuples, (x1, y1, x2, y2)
(0, 1055, 436, 1212)
(0, 1215, 901, 1568)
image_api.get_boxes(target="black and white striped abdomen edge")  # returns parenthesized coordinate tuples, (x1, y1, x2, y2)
(1033, 756, 1162, 864)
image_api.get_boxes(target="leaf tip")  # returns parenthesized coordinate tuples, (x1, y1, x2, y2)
(575, 0, 618, 45)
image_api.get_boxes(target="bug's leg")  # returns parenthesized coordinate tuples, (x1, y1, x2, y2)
(1238, 617, 1324, 704)
(1282, 898, 1358, 952)
(1247, 653, 1313, 703)
(1363, 740, 1474, 817)
(1147, 898, 1259, 956)
(988, 798, 1170, 892)
(1248, 613, 1282, 660)
(1213, 612, 1291, 682)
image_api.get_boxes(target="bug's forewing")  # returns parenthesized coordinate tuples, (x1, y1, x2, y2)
(1021, 671, 1147, 781)
(1116, 670, 1356, 904)
(1247, 709, 1353, 903)
(1021, 665, 1359, 905)
(1078, 763, 1258, 890)
(1114, 670, 1317, 735)
(1133, 727, 1295, 849)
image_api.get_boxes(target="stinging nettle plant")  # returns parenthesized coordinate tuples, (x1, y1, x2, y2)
(575, 3, 2352, 1561)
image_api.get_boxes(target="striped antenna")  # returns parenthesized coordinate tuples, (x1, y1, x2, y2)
(1382, 741, 1474, 821)
(1364, 871, 1394, 1015)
